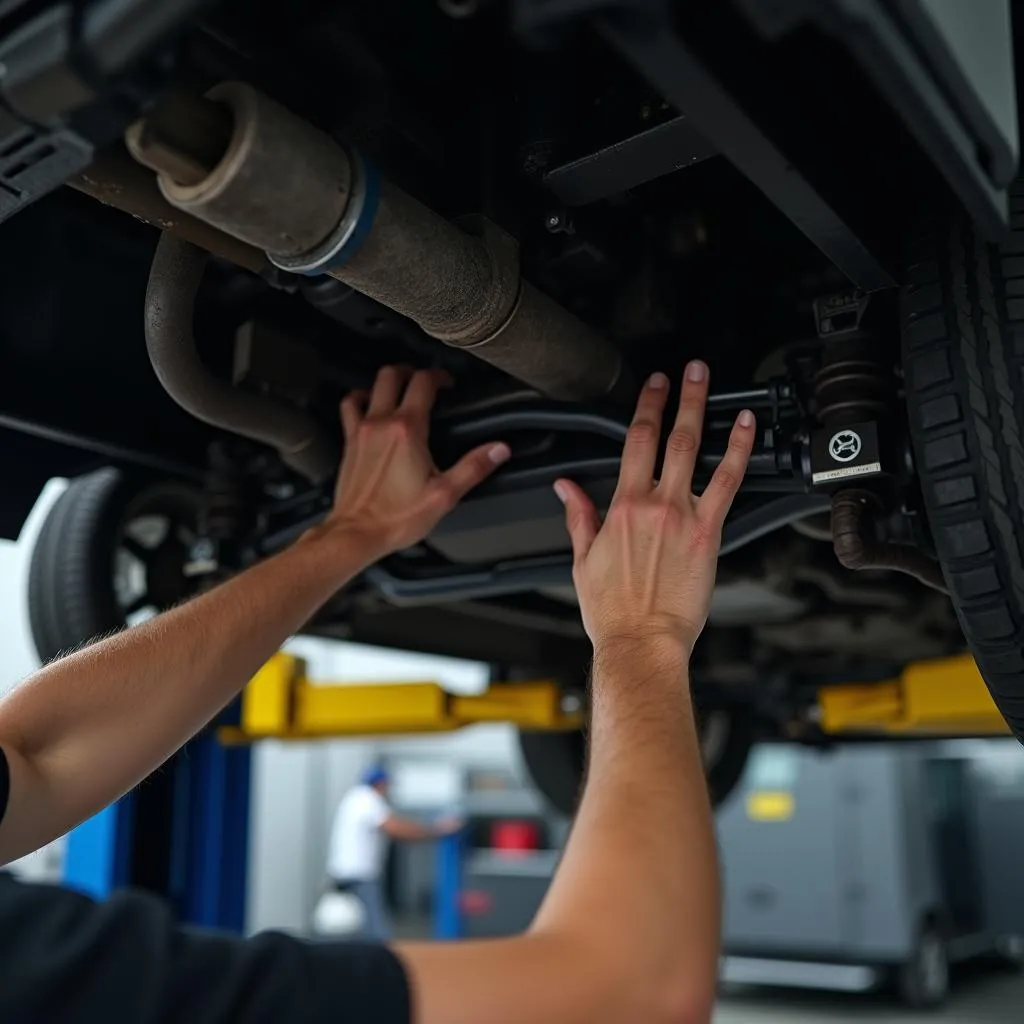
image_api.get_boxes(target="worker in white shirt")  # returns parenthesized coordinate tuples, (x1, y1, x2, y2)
(325, 767, 459, 940)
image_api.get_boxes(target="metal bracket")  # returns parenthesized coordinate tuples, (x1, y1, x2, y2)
(0, 115, 93, 224)
(0, 0, 205, 222)
(544, 115, 718, 206)
(813, 290, 871, 339)
(597, 3, 896, 290)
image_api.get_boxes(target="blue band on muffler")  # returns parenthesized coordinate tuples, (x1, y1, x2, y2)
(268, 151, 381, 277)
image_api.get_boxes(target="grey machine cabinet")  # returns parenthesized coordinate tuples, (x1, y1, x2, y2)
(717, 741, 1024, 989)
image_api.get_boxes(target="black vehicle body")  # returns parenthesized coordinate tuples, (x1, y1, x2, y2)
(0, 0, 1021, 806)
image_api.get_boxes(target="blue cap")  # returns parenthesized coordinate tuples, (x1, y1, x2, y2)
(362, 766, 390, 787)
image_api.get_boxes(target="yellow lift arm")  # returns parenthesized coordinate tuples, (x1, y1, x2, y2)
(221, 653, 583, 743)
(818, 653, 1009, 737)
(222, 652, 1006, 744)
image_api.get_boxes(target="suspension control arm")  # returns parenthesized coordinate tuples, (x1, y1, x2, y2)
(257, 380, 813, 555)
(440, 380, 810, 496)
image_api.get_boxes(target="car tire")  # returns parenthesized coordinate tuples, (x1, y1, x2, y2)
(27, 468, 201, 663)
(518, 704, 754, 817)
(897, 925, 950, 1009)
(902, 184, 1024, 742)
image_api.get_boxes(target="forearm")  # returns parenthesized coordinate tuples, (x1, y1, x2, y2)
(384, 817, 437, 842)
(532, 639, 720, 1020)
(398, 641, 719, 1024)
(0, 526, 367, 863)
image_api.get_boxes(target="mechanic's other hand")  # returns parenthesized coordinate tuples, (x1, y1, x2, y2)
(324, 367, 510, 561)
(556, 363, 755, 657)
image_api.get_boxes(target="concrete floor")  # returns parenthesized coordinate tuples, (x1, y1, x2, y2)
(715, 967, 1024, 1023)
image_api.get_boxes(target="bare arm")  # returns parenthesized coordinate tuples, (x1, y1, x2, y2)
(398, 363, 755, 1024)
(0, 368, 509, 866)
(382, 815, 441, 842)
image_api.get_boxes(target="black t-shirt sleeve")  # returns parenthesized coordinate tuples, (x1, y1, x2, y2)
(0, 745, 8, 828)
(0, 873, 410, 1024)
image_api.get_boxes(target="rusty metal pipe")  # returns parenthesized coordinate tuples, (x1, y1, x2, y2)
(831, 490, 948, 593)
(150, 83, 352, 258)
(69, 146, 269, 275)
(132, 83, 625, 401)
(145, 233, 335, 482)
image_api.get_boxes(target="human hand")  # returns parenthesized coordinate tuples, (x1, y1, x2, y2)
(433, 815, 464, 837)
(555, 362, 755, 657)
(321, 366, 510, 563)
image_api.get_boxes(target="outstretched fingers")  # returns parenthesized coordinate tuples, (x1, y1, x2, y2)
(555, 479, 601, 564)
(658, 360, 708, 498)
(697, 410, 756, 527)
(615, 372, 671, 497)
(435, 442, 511, 507)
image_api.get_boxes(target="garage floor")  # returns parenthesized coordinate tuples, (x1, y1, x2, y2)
(715, 968, 1023, 1022)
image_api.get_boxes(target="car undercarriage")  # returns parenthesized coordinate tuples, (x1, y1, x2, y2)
(0, 0, 1021, 808)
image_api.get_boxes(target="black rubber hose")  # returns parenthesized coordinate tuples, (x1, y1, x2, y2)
(144, 234, 335, 482)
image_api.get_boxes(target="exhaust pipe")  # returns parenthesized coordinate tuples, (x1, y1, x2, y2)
(126, 83, 624, 401)
(145, 232, 336, 483)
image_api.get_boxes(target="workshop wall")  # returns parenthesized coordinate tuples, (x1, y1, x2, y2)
(0, 481, 66, 882)
(0, 479, 62, 697)
(245, 640, 496, 935)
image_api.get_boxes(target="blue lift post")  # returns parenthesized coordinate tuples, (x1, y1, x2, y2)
(433, 829, 465, 940)
(62, 793, 137, 900)
(181, 729, 251, 930)
(62, 699, 251, 932)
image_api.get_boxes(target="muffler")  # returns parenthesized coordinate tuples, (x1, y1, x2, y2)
(126, 83, 624, 401)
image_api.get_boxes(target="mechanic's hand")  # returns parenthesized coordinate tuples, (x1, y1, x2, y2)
(556, 362, 755, 657)
(324, 366, 510, 561)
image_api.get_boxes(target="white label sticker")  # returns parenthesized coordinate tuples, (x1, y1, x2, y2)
(811, 461, 883, 484)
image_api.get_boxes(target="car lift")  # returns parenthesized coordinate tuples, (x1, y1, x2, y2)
(817, 653, 1010, 738)
(215, 650, 1008, 745)
(59, 649, 1007, 934)
(57, 655, 580, 929)
(219, 653, 583, 743)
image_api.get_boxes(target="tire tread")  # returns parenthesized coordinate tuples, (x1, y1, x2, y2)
(27, 470, 133, 664)
(902, 186, 1024, 740)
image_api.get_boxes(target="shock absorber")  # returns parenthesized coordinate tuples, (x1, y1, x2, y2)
(808, 291, 946, 591)
(808, 293, 895, 489)
(814, 337, 890, 426)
